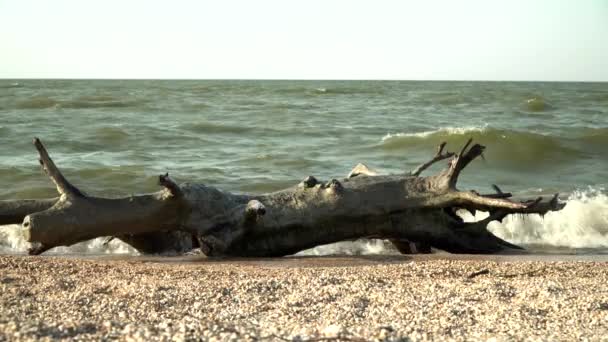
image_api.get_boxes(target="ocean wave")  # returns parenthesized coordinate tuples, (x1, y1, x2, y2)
(189, 85, 214, 94)
(272, 86, 385, 97)
(524, 96, 554, 112)
(0, 82, 22, 89)
(577, 127, 608, 145)
(464, 188, 608, 249)
(93, 126, 130, 143)
(16, 97, 59, 109)
(61, 97, 141, 109)
(311, 87, 385, 96)
(398, 126, 608, 145)
(380, 125, 608, 165)
(266, 101, 322, 111)
(382, 124, 489, 142)
(180, 122, 252, 134)
(14, 96, 141, 110)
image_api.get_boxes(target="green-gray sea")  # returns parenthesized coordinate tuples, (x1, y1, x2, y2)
(1, 80, 607, 254)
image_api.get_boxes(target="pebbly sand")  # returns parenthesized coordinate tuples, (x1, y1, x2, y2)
(1, 254, 607, 341)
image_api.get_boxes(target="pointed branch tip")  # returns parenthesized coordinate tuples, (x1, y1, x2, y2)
(442, 138, 486, 188)
(459, 138, 473, 157)
(438, 142, 447, 155)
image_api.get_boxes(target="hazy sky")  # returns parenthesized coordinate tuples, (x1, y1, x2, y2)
(1, 0, 607, 81)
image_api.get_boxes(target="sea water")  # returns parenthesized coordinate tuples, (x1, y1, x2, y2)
(1, 80, 607, 254)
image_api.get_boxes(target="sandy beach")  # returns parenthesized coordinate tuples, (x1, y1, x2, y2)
(1, 255, 607, 341)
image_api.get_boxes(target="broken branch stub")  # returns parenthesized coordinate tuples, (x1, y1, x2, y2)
(1, 138, 565, 256)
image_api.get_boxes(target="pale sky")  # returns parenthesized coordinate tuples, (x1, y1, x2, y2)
(1, 0, 607, 81)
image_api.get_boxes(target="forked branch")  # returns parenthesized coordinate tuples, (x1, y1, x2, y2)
(446, 138, 486, 188)
(409, 141, 455, 177)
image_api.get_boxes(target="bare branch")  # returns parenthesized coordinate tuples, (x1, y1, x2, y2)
(454, 191, 527, 211)
(492, 184, 503, 194)
(437, 138, 486, 189)
(409, 141, 455, 177)
(480, 184, 512, 199)
(33, 138, 84, 198)
(459, 137, 473, 157)
(452, 143, 486, 182)
(480, 193, 513, 199)
(520, 194, 564, 215)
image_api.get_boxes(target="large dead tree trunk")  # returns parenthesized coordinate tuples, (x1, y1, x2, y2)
(1, 138, 563, 256)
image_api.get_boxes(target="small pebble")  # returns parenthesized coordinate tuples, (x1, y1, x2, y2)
(0, 256, 606, 341)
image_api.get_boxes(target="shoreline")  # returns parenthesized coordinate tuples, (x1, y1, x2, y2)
(2, 255, 607, 341)
(3, 251, 608, 264)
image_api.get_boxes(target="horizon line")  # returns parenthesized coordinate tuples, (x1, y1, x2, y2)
(1, 77, 607, 84)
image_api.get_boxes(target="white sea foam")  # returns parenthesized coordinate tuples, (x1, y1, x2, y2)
(297, 239, 395, 256)
(482, 188, 608, 249)
(0, 225, 137, 255)
(381, 124, 489, 142)
(1, 189, 606, 254)
(0, 224, 31, 253)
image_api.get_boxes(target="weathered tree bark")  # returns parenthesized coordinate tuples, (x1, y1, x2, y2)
(1, 138, 564, 256)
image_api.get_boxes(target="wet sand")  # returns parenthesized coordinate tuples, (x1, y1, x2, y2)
(1, 255, 607, 341)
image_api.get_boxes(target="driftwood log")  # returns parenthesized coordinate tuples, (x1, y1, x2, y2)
(0, 138, 564, 256)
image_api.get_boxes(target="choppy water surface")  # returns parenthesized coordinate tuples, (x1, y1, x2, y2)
(1, 80, 607, 254)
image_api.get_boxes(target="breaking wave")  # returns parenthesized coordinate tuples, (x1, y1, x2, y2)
(382, 125, 489, 143)
(380, 125, 607, 166)
(393, 126, 608, 146)
(483, 188, 608, 249)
